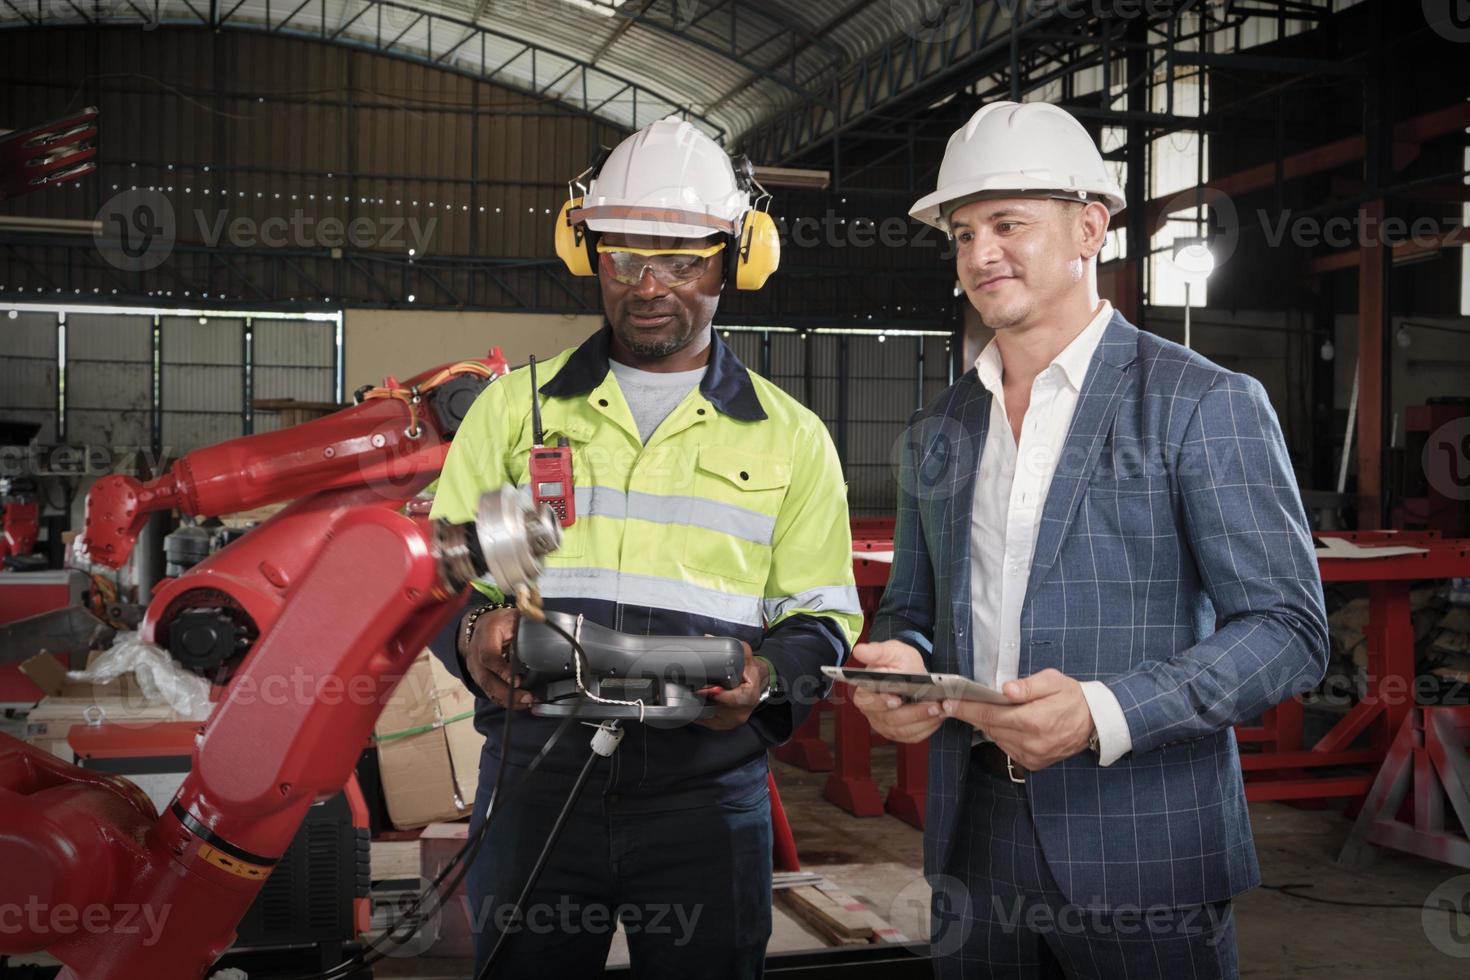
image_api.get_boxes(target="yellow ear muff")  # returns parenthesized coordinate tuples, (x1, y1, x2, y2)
(734, 209, 779, 290)
(554, 198, 594, 277)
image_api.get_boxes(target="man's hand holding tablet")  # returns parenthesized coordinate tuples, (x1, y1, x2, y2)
(822, 666, 1010, 705)
(840, 640, 953, 743)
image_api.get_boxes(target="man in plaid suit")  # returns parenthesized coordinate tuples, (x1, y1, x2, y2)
(851, 101, 1328, 978)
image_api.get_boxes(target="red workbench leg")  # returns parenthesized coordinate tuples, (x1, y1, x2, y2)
(885, 740, 928, 829)
(772, 701, 833, 771)
(1369, 583, 1415, 752)
(823, 690, 884, 817)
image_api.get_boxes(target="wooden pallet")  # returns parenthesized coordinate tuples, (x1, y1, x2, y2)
(776, 878, 911, 946)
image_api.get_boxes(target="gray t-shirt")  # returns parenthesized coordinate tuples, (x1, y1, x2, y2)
(608, 359, 708, 444)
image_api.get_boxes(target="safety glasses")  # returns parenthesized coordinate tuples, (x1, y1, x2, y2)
(595, 241, 726, 287)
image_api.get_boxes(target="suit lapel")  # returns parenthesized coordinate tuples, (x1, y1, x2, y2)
(939, 373, 990, 680)
(1023, 314, 1139, 601)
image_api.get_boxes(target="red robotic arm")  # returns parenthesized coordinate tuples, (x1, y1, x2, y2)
(0, 347, 535, 978)
(0, 487, 560, 980)
(77, 350, 509, 570)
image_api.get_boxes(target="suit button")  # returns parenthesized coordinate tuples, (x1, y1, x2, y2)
(956, 624, 967, 636)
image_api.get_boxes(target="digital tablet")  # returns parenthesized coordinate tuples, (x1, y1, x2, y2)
(821, 666, 1012, 705)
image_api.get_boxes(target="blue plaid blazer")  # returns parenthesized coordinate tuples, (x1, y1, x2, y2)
(871, 311, 1329, 911)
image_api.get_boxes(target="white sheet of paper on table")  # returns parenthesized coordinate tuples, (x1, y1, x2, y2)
(1314, 536, 1429, 560)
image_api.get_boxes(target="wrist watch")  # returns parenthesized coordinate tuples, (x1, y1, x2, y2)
(754, 655, 779, 704)
(1087, 723, 1101, 757)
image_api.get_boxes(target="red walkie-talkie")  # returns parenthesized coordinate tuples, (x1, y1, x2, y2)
(527, 355, 575, 527)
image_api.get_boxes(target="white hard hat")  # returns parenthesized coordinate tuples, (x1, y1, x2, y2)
(909, 101, 1125, 231)
(576, 117, 750, 239)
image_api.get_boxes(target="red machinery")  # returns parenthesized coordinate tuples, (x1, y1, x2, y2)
(1, 500, 39, 564)
(0, 106, 98, 201)
(78, 351, 507, 677)
(0, 350, 537, 979)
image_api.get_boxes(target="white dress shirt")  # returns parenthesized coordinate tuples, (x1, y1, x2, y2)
(969, 301, 1132, 766)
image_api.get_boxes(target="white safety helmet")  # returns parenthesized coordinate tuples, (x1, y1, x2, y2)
(578, 117, 750, 239)
(556, 116, 781, 290)
(909, 101, 1125, 232)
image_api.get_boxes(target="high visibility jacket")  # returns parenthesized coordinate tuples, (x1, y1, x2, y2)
(429, 325, 861, 806)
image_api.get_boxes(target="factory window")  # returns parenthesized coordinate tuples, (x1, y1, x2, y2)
(1099, 126, 1128, 264)
(0, 304, 341, 457)
(1147, 72, 1208, 309)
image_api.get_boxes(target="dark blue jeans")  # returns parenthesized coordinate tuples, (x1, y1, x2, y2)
(465, 755, 773, 979)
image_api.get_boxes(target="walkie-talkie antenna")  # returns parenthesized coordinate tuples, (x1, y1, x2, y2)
(529, 354, 545, 447)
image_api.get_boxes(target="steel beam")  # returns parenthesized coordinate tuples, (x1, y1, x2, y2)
(1169, 49, 1366, 77)
(0, 2, 723, 141)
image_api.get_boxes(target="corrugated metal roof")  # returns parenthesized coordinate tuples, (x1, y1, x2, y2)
(0, 0, 915, 144)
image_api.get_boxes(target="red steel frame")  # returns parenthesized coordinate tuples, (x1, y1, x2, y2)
(1337, 706, 1470, 870)
(1240, 531, 1470, 801)
(789, 524, 1470, 823)
(801, 520, 928, 828)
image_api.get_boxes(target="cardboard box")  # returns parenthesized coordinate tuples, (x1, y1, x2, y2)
(21, 652, 179, 763)
(373, 651, 484, 830)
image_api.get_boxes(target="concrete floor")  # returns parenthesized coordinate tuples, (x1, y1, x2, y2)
(768, 743, 1470, 979)
(6, 704, 1470, 977)
(374, 742, 1470, 978)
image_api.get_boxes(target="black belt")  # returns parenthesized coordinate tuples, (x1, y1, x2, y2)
(971, 739, 1028, 784)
